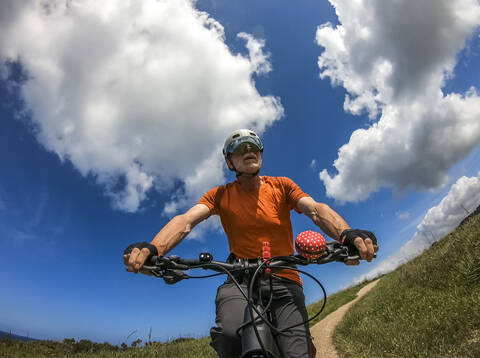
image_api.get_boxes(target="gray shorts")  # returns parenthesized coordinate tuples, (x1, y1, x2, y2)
(210, 276, 315, 358)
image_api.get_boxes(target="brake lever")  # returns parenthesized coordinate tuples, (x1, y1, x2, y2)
(144, 255, 190, 270)
(162, 269, 188, 284)
(143, 256, 189, 283)
(327, 243, 377, 262)
(342, 245, 377, 261)
(344, 253, 377, 261)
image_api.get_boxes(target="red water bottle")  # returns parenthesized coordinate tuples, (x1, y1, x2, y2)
(262, 241, 271, 275)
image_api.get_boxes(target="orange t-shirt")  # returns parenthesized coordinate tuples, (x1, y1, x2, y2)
(198, 176, 309, 285)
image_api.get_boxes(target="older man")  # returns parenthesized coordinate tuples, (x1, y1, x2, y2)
(124, 129, 378, 358)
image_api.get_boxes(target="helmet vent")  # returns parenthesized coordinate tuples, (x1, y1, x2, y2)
(250, 132, 256, 136)
(232, 134, 240, 138)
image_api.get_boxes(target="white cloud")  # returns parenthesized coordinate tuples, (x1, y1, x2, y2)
(237, 32, 272, 75)
(356, 173, 480, 282)
(0, 0, 283, 213)
(316, 0, 480, 202)
(396, 211, 410, 220)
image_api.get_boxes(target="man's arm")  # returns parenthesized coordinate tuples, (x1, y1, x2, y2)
(124, 204, 211, 273)
(296, 197, 376, 263)
(296, 197, 349, 241)
(151, 204, 211, 255)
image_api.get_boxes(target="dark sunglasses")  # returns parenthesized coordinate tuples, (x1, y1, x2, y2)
(232, 142, 261, 155)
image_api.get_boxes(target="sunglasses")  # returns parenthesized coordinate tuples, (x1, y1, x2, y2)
(232, 142, 261, 155)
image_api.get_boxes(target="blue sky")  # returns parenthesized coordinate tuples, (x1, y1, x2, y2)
(1, 0, 480, 344)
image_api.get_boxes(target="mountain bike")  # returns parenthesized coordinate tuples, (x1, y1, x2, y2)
(142, 239, 370, 358)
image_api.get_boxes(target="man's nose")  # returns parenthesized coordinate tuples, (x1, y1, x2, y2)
(245, 144, 253, 152)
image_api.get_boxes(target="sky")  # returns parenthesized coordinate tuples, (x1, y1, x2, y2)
(1, 0, 480, 344)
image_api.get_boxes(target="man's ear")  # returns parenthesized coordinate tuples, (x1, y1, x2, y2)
(225, 157, 234, 170)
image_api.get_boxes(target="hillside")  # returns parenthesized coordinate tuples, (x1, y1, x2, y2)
(334, 210, 480, 357)
(458, 203, 480, 227)
(0, 331, 37, 342)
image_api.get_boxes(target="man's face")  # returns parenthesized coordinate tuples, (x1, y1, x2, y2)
(227, 143, 263, 174)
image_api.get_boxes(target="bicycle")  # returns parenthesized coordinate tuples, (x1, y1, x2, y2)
(142, 238, 371, 358)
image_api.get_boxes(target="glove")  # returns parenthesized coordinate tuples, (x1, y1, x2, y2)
(340, 229, 377, 254)
(123, 242, 158, 257)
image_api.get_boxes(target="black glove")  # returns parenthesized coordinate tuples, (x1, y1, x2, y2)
(340, 229, 377, 254)
(123, 242, 158, 257)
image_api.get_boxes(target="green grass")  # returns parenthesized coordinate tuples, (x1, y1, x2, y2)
(307, 279, 371, 327)
(0, 337, 217, 358)
(334, 214, 480, 358)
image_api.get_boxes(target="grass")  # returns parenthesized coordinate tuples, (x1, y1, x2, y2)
(307, 279, 371, 327)
(334, 213, 480, 358)
(0, 337, 217, 358)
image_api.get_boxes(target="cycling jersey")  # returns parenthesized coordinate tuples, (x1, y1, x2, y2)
(198, 176, 309, 285)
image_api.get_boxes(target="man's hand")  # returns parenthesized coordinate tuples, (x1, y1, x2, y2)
(341, 229, 379, 266)
(123, 242, 158, 275)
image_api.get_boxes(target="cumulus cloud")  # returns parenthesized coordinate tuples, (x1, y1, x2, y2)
(356, 173, 480, 282)
(317, 0, 480, 202)
(0, 0, 283, 213)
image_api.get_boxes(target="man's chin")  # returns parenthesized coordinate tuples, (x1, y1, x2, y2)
(247, 168, 261, 175)
(240, 166, 260, 175)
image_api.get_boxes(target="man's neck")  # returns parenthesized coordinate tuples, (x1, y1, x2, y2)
(237, 175, 262, 192)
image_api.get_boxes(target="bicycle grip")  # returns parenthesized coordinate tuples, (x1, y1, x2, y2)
(146, 255, 159, 266)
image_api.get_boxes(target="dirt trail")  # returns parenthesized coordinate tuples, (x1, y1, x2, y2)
(310, 279, 379, 358)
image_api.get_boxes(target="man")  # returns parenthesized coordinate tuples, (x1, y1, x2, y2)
(124, 129, 378, 357)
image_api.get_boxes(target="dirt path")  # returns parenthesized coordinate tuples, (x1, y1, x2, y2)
(310, 280, 379, 358)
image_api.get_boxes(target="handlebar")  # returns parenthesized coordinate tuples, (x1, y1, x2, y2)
(139, 240, 376, 357)
(142, 241, 370, 284)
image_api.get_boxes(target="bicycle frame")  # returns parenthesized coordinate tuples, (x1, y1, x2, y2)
(240, 276, 280, 357)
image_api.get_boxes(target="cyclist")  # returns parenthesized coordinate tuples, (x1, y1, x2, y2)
(124, 129, 378, 358)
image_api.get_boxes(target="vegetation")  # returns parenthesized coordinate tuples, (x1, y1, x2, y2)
(307, 279, 371, 327)
(334, 213, 480, 358)
(0, 336, 217, 357)
(0, 281, 369, 357)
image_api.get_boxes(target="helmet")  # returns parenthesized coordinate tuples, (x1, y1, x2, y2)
(222, 129, 264, 158)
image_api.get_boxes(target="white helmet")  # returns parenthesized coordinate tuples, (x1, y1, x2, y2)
(222, 129, 264, 158)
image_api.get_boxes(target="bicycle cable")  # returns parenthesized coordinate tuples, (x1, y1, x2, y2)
(244, 257, 329, 358)
(147, 254, 334, 358)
